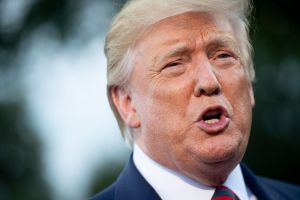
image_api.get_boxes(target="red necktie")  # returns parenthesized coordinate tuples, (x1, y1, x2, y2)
(211, 185, 240, 200)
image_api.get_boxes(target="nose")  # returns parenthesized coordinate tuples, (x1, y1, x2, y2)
(193, 59, 221, 97)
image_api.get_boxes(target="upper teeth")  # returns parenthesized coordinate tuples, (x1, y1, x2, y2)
(205, 111, 219, 116)
(205, 119, 219, 124)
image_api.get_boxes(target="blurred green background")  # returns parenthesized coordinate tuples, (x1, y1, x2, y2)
(0, 0, 300, 199)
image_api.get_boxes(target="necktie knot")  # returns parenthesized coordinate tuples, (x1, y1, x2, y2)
(211, 185, 239, 200)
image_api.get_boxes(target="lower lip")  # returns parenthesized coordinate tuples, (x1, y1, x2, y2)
(198, 115, 230, 133)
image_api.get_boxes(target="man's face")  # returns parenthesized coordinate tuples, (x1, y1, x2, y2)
(117, 12, 254, 186)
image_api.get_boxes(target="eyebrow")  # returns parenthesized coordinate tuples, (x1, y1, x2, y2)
(204, 33, 240, 55)
(150, 32, 240, 66)
(152, 43, 191, 66)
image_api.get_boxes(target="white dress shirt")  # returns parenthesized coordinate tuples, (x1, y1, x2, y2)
(133, 144, 257, 200)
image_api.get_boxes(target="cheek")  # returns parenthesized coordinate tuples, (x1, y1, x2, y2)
(223, 69, 253, 132)
(138, 78, 195, 134)
(150, 78, 194, 118)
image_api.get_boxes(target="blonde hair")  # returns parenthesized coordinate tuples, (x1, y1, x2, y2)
(105, 0, 254, 145)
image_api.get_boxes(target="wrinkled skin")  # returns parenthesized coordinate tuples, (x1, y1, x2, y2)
(112, 12, 254, 186)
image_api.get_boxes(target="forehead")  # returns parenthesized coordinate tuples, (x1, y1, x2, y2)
(134, 12, 235, 51)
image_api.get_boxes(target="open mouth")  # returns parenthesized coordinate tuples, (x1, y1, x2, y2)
(202, 109, 222, 124)
(198, 106, 230, 133)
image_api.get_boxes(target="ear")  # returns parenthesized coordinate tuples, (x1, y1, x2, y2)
(111, 86, 141, 128)
(248, 83, 255, 107)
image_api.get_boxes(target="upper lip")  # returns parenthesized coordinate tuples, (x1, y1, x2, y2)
(197, 105, 229, 122)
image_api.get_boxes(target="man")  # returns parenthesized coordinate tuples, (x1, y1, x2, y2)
(91, 0, 300, 199)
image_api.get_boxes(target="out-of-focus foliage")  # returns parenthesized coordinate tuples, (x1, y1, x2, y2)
(1, 0, 74, 68)
(244, 0, 300, 184)
(0, 0, 83, 199)
(0, 0, 125, 199)
(0, 103, 51, 200)
(0, 0, 124, 69)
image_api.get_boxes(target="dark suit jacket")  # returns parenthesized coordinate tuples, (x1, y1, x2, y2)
(90, 156, 300, 200)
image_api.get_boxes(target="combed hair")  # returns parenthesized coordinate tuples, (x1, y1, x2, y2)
(105, 0, 254, 145)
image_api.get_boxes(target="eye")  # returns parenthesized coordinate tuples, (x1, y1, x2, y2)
(216, 52, 233, 59)
(164, 61, 181, 68)
(211, 50, 240, 68)
(160, 59, 187, 77)
(213, 51, 238, 63)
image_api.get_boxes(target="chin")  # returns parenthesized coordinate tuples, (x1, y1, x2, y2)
(196, 150, 242, 186)
(186, 161, 234, 186)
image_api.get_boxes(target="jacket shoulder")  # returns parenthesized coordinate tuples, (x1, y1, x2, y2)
(88, 155, 161, 200)
(241, 163, 300, 200)
(89, 182, 116, 200)
(257, 176, 300, 198)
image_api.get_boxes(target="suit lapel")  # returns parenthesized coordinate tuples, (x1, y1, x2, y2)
(114, 158, 283, 200)
(114, 155, 161, 200)
(241, 163, 273, 200)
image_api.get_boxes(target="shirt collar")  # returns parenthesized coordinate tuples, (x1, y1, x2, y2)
(133, 143, 251, 200)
